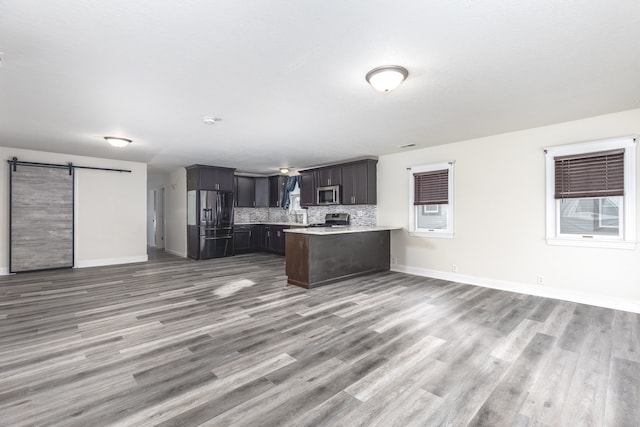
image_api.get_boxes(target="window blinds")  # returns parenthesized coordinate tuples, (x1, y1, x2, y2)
(414, 169, 448, 205)
(554, 149, 624, 199)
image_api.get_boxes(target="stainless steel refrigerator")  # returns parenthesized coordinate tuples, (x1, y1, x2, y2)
(187, 190, 234, 259)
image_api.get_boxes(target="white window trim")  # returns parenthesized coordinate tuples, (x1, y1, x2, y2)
(545, 136, 636, 249)
(408, 161, 454, 239)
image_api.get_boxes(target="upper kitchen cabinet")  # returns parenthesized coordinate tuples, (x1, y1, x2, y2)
(235, 176, 270, 208)
(299, 158, 377, 206)
(235, 176, 255, 207)
(255, 177, 270, 207)
(315, 167, 341, 187)
(269, 175, 288, 208)
(299, 171, 315, 207)
(341, 159, 377, 205)
(187, 165, 235, 191)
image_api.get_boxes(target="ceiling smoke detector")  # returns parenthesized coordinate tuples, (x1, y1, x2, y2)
(203, 116, 222, 125)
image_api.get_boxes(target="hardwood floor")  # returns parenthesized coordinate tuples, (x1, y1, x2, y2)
(0, 250, 638, 426)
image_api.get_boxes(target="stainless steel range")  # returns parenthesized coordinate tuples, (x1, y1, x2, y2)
(307, 213, 351, 228)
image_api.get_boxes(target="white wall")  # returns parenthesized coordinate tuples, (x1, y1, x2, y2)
(378, 108, 640, 312)
(0, 147, 147, 273)
(164, 167, 187, 257)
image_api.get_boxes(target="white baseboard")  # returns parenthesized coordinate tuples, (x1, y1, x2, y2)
(391, 264, 640, 314)
(76, 255, 149, 269)
(165, 249, 187, 258)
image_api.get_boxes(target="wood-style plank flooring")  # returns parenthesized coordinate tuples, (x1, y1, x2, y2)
(0, 250, 638, 426)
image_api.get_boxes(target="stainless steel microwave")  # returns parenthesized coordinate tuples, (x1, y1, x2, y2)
(317, 185, 341, 205)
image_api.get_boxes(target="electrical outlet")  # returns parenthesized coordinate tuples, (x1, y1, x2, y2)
(452, 264, 458, 273)
(392, 257, 398, 265)
(537, 275, 544, 285)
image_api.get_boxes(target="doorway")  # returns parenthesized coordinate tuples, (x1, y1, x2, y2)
(151, 187, 165, 248)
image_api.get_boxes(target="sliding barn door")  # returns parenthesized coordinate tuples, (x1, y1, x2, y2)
(10, 165, 74, 273)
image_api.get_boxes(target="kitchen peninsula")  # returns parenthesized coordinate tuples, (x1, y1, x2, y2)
(284, 226, 400, 289)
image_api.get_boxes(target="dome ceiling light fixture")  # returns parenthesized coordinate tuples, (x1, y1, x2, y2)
(203, 116, 222, 125)
(104, 136, 132, 148)
(279, 167, 290, 174)
(366, 65, 409, 92)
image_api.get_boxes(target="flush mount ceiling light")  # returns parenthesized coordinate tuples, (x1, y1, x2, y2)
(104, 136, 132, 148)
(203, 116, 222, 125)
(279, 168, 289, 174)
(366, 65, 409, 92)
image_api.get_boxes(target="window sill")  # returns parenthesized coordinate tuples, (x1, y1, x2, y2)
(409, 231, 454, 239)
(546, 237, 636, 250)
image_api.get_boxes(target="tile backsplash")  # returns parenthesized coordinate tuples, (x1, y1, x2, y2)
(235, 205, 376, 226)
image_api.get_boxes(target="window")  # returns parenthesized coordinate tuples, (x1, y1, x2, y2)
(409, 161, 454, 238)
(288, 182, 302, 212)
(545, 136, 636, 249)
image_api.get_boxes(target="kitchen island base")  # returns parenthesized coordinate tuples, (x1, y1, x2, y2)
(285, 230, 390, 289)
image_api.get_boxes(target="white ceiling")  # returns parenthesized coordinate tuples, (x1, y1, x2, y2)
(1, 1, 639, 174)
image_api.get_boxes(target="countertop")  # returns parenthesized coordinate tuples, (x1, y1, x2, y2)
(283, 225, 402, 235)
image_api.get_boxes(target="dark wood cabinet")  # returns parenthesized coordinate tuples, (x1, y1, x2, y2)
(262, 226, 271, 251)
(233, 226, 252, 252)
(299, 159, 376, 206)
(234, 224, 262, 254)
(250, 225, 262, 251)
(299, 171, 315, 207)
(262, 225, 288, 255)
(269, 175, 288, 208)
(273, 226, 287, 254)
(255, 177, 269, 207)
(235, 176, 256, 207)
(187, 165, 235, 191)
(235, 224, 287, 255)
(216, 169, 235, 192)
(315, 167, 341, 187)
(235, 176, 270, 208)
(341, 159, 377, 205)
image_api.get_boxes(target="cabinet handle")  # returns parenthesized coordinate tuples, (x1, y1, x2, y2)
(328, 178, 331, 185)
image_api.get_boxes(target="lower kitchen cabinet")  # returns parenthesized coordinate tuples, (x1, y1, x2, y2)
(263, 225, 285, 255)
(234, 224, 287, 255)
(234, 224, 262, 254)
(234, 225, 252, 253)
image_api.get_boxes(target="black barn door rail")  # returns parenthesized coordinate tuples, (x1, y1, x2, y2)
(8, 157, 132, 174)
